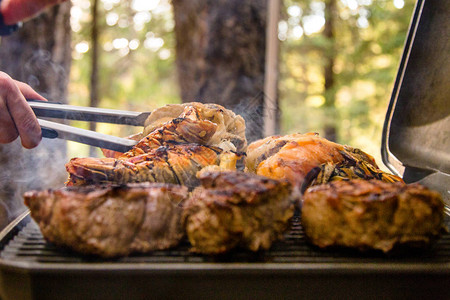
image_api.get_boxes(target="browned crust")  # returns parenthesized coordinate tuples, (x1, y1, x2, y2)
(183, 171, 295, 254)
(24, 183, 188, 257)
(302, 179, 445, 253)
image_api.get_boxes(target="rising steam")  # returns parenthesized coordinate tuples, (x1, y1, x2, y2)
(0, 138, 68, 229)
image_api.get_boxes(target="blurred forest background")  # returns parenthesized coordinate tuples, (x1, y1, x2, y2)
(68, 0, 414, 163)
(0, 0, 416, 226)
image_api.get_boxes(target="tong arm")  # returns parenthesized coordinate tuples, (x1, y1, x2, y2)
(29, 100, 150, 126)
(38, 119, 137, 153)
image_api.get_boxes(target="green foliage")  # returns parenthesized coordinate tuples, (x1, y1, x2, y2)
(280, 0, 415, 165)
(68, 0, 178, 157)
(68, 0, 416, 164)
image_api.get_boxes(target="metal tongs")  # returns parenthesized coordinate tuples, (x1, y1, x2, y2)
(28, 100, 151, 152)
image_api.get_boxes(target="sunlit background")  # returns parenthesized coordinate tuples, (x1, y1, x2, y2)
(67, 0, 414, 169)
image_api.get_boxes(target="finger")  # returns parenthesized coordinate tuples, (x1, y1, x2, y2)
(0, 95, 19, 144)
(14, 80, 47, 102)
(0, 73, 42, 148)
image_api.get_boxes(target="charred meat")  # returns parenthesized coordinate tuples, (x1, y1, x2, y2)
(142, 102, 247, 152)
(67, 102, 247, 187)
(246, 133, 401, 192)
(302, 179, 445, 253)
(183, 171, 295, 254)
(120, 117, 218, 159)
(24, 183, 188, 258)
(301, 150, 403, 193)
(66, 144, 226, 188)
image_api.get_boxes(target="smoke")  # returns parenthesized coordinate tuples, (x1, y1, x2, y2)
(23, 49, 69, 101)
(0, 138, 68, 229)
(229, 90, 278, 143)
(0, 50, 71, 230)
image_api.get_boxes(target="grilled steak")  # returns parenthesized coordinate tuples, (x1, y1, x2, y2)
(183, 171, 295, 254)
(302, 179, 445, 253)
(24, 183, 188, 257)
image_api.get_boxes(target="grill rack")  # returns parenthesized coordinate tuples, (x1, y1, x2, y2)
(1, 212, 450, 265)
(0, 211, 449, 300)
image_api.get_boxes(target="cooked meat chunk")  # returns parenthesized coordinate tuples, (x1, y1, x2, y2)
(301, 155, 403, 193)
(101, 132, 143, 159)
(120, 117, 218, 159)
(302, 179, 445, 253)
(66, 144, 235, 188)
(183, 171, 295, 254)
(143, 102, 247, 152)
(246, 133, 378, 189)
(24, 183, 188, 258)
(246, 133, 402, 193)
(66, 102, 247, 187)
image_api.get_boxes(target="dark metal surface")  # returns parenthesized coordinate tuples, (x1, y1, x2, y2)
(382, 0, 450, 205)
(0, 212, 448, 300)
(37, 119, 138, 152)
(27, 100, 150, 152)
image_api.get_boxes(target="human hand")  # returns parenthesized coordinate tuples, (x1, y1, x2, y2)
(0, 0, 68, 25)
(0, 71, 47, 149)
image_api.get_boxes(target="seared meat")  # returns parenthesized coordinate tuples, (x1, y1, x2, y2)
(66, 144, 226, 188)
(302, 179, 445, 253)
(120, 117, 218, 159)
(142, 102, 247, 152)
(183, 171, 295, 254)
(101, 132, 143, 159)
(24, 183, 188, 258)
(246, 133, 401, 192)
(302, 152, 403, 193)
(66, 102, 247, 187)
(246, 133, 348, 174)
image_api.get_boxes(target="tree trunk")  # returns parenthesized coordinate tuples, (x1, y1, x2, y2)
(172, 0, 271, 142)
(89, 0, 100, 157)
(0, 3, 72, 229)
(323, 0, 338, 142)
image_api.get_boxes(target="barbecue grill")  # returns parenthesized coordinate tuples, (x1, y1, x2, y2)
(0, 0, 449, 299)
(0, 212, 448, 300)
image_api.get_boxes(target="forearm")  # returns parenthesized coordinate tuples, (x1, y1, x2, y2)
(0, 0, 66, 25)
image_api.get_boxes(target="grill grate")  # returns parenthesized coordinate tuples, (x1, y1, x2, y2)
(1, 214, 449, 264)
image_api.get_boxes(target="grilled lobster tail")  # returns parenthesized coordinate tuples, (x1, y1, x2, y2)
(119, 118, 218, 159)
(66, 103, 247, 188)
(66, 144, 224, 188)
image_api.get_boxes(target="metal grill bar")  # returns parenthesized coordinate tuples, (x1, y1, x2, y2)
(1, 215, 449, 265)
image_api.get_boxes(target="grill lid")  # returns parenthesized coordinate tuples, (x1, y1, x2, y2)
(382, 0, 450, 206)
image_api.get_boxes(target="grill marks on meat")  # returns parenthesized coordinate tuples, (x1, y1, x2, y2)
(66, 144, 222, 188)
(302, 179, 445, 253)
(120, 117, 218, 159)
(24, 183, 188, 257)
(35, 99, 446, 259)
(183, 171, 295, 254)
(66, 103, 247, 187)
(142, 102, 247, 153)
